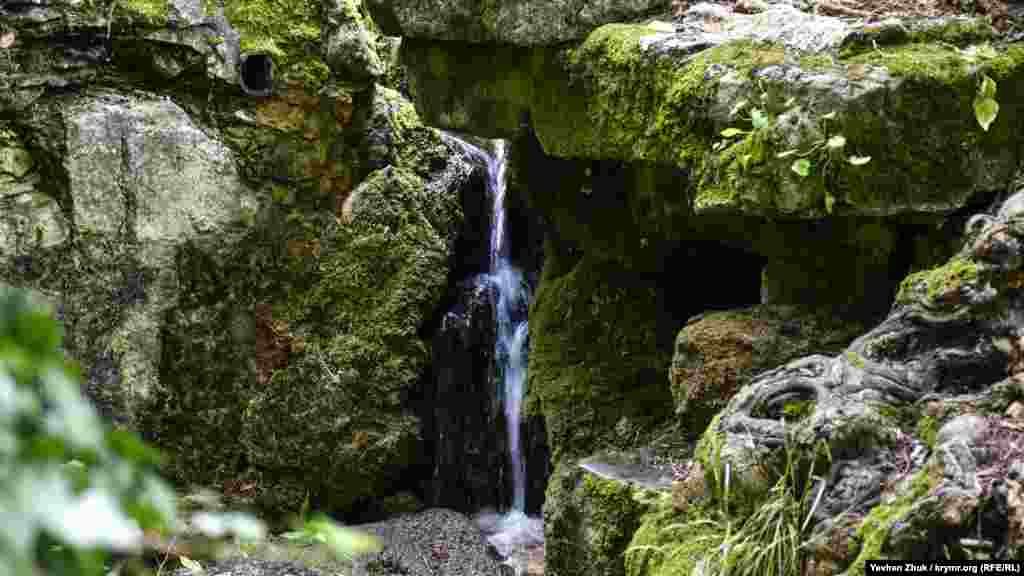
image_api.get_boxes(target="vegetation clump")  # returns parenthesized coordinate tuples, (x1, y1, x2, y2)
(895, 256, 980, 305)
(0, 288, 178, 575)
(628, 424, 831, 576)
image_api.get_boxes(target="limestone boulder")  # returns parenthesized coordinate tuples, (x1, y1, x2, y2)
(402, 9, 1024, 219)
(707, 186, 1024, 572)
(671, 304, 866, 436)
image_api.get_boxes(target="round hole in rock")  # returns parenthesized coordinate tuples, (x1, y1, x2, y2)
(753, 385, 818, 422)
(239, 53, 273, 96)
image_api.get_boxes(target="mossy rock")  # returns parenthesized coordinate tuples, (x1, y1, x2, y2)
(401, 16, 1024, 219)
(671, 304, 867, 437)
(240, 162, 464, 513)
(544, 459, 663, 576)
(528, 251, 674, 463)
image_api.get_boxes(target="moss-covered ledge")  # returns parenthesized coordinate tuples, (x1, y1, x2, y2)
(402, 11, 1024, 219)
(544, 454, 670, 576)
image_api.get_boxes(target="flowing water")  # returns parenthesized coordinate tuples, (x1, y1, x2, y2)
(444, 134, 544, 574)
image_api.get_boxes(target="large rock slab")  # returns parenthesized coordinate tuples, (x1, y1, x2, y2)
(66, 95, 258, 242)
(2, 94, 259, 431)
(364, 0, 669, 45)
(402, 7, 1024, 218)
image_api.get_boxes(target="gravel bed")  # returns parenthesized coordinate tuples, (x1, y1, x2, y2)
(162, 508, 518, 576)
(349, 508, 513, 576)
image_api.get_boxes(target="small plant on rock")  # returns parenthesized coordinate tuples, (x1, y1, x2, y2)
(715, 91, 872, 214)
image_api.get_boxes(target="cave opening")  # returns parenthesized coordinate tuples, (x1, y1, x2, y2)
(654, 239, 768, 350)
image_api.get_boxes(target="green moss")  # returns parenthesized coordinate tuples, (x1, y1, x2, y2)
(627, 436, 827, 576)
(986, 44, 1024, 80)
(695, 128, 782, 213)
(872, 402, 909, 427)
(845, 350, 867, 369)
(910, 18, 995, 46)
(625, 497, 723, 576)
(782, 399, 814, 422)
(895, 256, 979, 305)
(693, 413, 724, 475)
(844, 467, 939, 576)
(545, 33, 786, 167)
(800, 53, 836, 71)
(915, 415, 941, 448)
(840, 18, 994, 60)
(845, 44, 973, 86)
(117, 0, 170, 26)
(221, 0, 326, 90)
(528, 253, 673, 461)
(581, 474, 648, 575)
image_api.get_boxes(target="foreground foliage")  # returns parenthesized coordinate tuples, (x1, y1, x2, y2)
(0, 287, 179, 575)
(0, 287, 382, 574)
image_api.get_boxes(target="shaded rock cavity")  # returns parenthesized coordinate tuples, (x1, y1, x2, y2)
(239, 53, 273, 96)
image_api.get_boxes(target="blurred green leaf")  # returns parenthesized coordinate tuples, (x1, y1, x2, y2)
(191, 511, 266, 541)
(107, 429, 164, 467)
(304, 515, 382, 559)
(0, 288, 177, 575)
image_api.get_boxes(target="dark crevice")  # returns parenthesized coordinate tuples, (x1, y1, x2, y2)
(655, 240, 767, 350)
(239, 53, 273, 96)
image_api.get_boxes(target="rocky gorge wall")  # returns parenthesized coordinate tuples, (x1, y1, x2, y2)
(0, 0, 533, 525)
(373, 0, 1024, 574)
(5, 0, 1024, 575)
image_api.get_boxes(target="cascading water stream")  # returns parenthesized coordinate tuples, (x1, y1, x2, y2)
(489, 141, 530, 514)
(443, 134, 543, 573)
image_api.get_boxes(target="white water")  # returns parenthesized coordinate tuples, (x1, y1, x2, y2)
(444, 134, 544, 573)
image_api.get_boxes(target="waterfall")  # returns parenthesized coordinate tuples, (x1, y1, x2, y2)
(488, 142, 531, 513)
(443, 134, 543, 573)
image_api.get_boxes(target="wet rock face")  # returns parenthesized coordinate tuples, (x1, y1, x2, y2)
(420, 283, 550, 516)
(419, 279, 504, 512)
(706, 186, 1024, 567)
